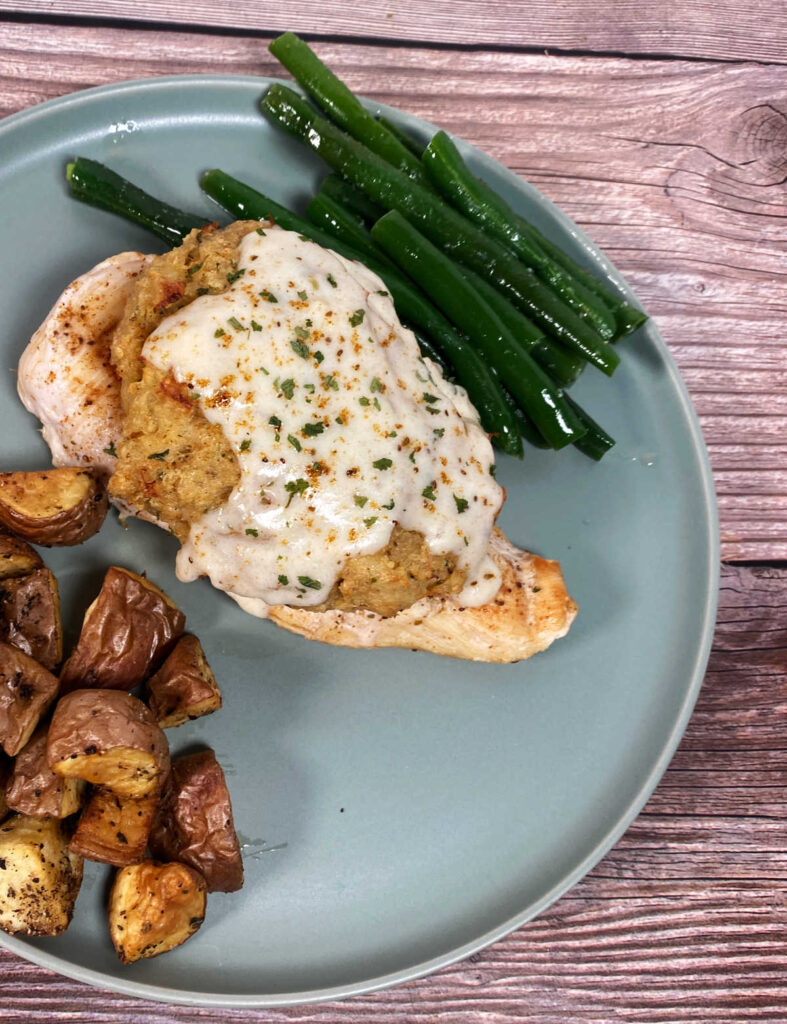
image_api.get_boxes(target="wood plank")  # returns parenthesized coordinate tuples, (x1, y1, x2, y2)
(2, 565, 785, 1021)
(0, 22, 785, 560)
(3, 0, 787, 64)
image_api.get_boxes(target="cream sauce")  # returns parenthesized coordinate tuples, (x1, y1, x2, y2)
(143, 225, 504, 612)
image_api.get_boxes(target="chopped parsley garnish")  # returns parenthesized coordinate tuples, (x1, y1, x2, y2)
(239, 439, 252, 452)
(489, 464, 497, 477)
(226, 269, 245, 284)
(373, 457, 393, 471)
(258, 366, 269, 375)
(324, 373, 339, 390)
(214, 327, 225, 338)
(326, 273, 337, 288)
(278, 574, 289, 585)
(298, 575, 322, 590)
(304, 383, 316, 394)
(375, 289, 389, 296)
(382, 499, 395, 510)
(256, 227, 266, 235)
(228, 316, 243, 331)
(372, 397, 381, 411)
(314, 351, 324, 364)
(363, 516, 378, 528)
(423, 393, 439, 404)
(409, 450, 416, 463)
(260, 289, 278, 302)
(287, 434, 302, 452)
(297, 290, 308, 301)
(336, 415, 344, 425)
(454, 495, 469, 514)
(186, 261, 203, 277)
(433, 427, 445, 438)
(294, 325, 310, 340)
(245, 527, 259, 537)
(103, 441, 118, 458)
(251, 320, 262, 332)
(422, 483, 437, 501)
(370, 377, 384, 393)
(358, 396, 370, 407)
(196, 287, 210, 296)
(269, 415, 282, 429)
(349, 309, 365, 327)
(291, 338, 311, 359)
(148, 449, 169, 461)
(284, 478, 309, 506)
(426, 406, 441, 415)
(354, 494, 369, 507)
(303, 421, 325, 437)
(279, 378, 295, 400)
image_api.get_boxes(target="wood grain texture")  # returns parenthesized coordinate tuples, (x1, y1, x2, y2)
(0, 22, 784, 559)
(1, 565, 785, 1022)
(3, 0, 787, 64)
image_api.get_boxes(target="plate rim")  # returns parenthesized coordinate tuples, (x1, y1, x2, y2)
(0, 72, 720, 1008)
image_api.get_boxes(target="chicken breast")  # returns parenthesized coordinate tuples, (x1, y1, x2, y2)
(16, 250, 577, 663)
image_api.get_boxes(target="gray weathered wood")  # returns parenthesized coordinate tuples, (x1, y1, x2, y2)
(1, 565, 785, 1021)
(2, 0, 787, 64)
(0, 22, 784, 559)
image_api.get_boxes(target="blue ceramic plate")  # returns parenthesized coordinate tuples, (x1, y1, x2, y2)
(0, 76, 718, 1007)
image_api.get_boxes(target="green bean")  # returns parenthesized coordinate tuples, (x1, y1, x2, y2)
(260, 84, 620, 376)
(306, 192, 393, 267)
(376, 115, 425, 158)
(422, 131, 617, 340)
(562, 393, 616, 460)
(201, 170, 522, 456)
(319, 174, 385, 224)
(371, 209, 586, 449)
(66, 157, 206, 246)
(268, 32, 427, 183)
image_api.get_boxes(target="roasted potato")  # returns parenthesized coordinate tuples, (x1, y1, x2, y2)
(0, 467, 108, 547)
(5, 724, 85, 818)
(0, 566, 62, 671)
(145, 635, 222, 729)
(0, 532, 42, 580)
(108, 860, 206, 964)
(0, 813, 83, 935)
(149, 750, 243, 893)
(0, 641, 59, 756)
(59, 566, 186, 693)
(69, 787, 159, 867)
(47, 689, 170, 797)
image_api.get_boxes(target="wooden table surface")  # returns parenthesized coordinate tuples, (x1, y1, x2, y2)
(0, 2, 785, 1021)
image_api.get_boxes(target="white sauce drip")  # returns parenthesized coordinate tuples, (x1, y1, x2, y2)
(143, 225, 504, 613)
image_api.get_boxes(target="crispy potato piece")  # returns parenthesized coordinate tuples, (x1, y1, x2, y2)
(109, 859, 206, 964)
(0, 813, 83, 935)
(47, 689, 170, 798)
(70, 787, 159, 867)
(149, 750, 242, 893)
(0, 566, 62, 671)
(59, 566, 185, 693)
(0, 641, 59, 757)
(145, 635, 222, 729)
(5, 725, 86, 818)
(0, 532, 43, 580)
(0, 468, 108, 547)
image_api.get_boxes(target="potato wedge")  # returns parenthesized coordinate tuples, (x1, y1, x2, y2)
(5, 725, 85, 818)
(145, 635, 222, 729)
(0, 813, 83, 935)
(0, 566, 62, 671)
(60, 566, 186, 693)
(0, 641, 59, 757)
(0, 468, 108, 547)
(69, 787, 159, 867)
(149, 750, 243, 893)
(0, 532, 42, 580)
(47, 689, 169, 798)
(109, 859, 206, 964)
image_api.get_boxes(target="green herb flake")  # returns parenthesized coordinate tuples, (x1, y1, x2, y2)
(303, 421, 325, 437)
(336, 415, 344, 425)
(214, 327, 225, 338)
(489, 463, 497, 478)
(314, 351, 324, 364)
(245, 527, 259, 537)
(349, 309, 365, 327)
(294, 325, 310, 340)
(269, 415, 282, 429)
(375, 289, 388, 297)
(186, 261, 203, 278)
(453, 494, 469, 514)
(287, 434, 302, 452)
(298, 575, 322, 590)
(409, 450, 416, 463)
(256, 227, 267, 236)
(373, 457, 393, 471)
(370, 377, 384, 393)
(433, 427, 445, 438)
(423, 392, 439, 404)
(278, 574, 289, 585)
(291, 338, 310, 359)
(280, 378, 295, 400)
(251, 320, 263, 332)
(228, 316, 244, 331)
(259, 366, 270, 375)
(324, 374, 339, 391)
(326, 273, 337, 288)
(304, 383, 316, 394)
(358, 396, 370, 407)
(297, 290, 308, 301)
(196, 287, 210, 296)
(239, 439, 252, 452)
(260, 289, 278, 303)
(148, 449, 169, 461)
(285, 477, 309, 499)
(426, 406, 441, 415)
(363, 516, 378, 528)
(103, 441, 118, 458)
(227, 269, 245, 284)
(354, 494, 369, 508)
(382, 499, 395, 510)
(422, 483, 437, 501)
